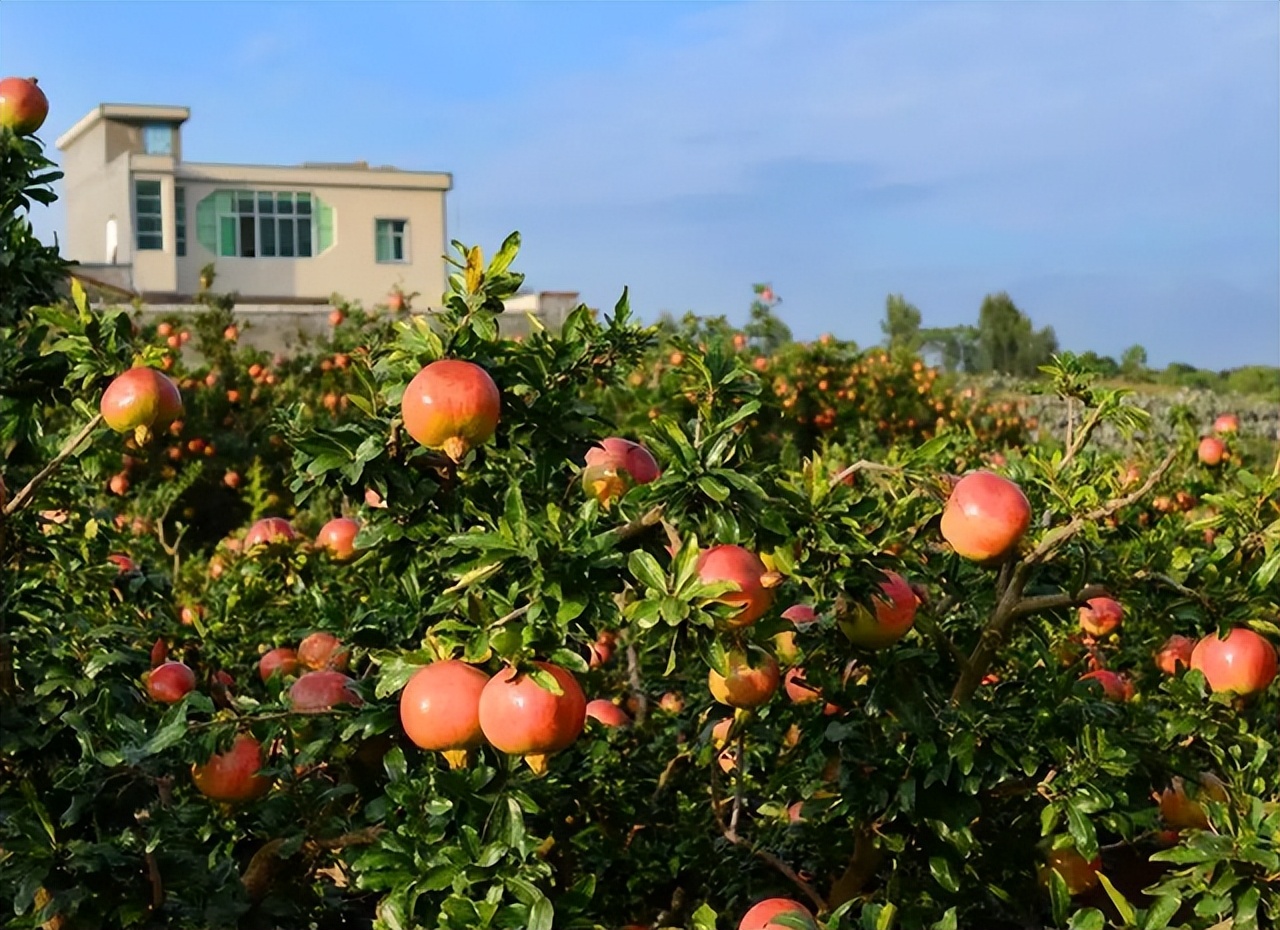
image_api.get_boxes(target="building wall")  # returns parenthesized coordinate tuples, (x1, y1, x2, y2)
(60, 119, 108, 262)
(171, 178, 448, 308)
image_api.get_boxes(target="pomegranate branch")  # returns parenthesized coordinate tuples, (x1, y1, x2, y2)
(3, 413, 104, 517)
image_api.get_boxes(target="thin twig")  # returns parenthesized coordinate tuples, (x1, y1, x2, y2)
(144, 850, 164, 911)
(829, 460, 902, 488)
(1136, 571, 1212, 609)
(490, 603, 531, 628)
(3, 414, 104, 516)
(626, 643, 647, 726)
(730, 729, 746, 836)
(1061, 403, 1105, 469)
(1009, 584, 1110, 620)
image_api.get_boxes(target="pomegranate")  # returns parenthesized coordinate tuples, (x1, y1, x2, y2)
(708, 649, 780, 709)
(782, 604, 818, 630)
(258, 647, 299, 683)
(146, 661, 196, 703)
(1213, 413, 1239, 435)
(1078, 597, 1123, 637)
(1189, 627, 1277, 695)
(149, 637, 168, 668)
(108, 553, 137, 574)
(297, 632, 349, 671)
(738, 898, 817, 930)
(783, 667, 839, 715)
(288, 670, 362, 713)
(316, 517, 361, 561)
(585, 699, 631, 728)
(478, 661, 586, 774)
(1039, 847, 1102, 895)
(940, 470, 1032, 563)
(401, 359, 501, 463)
(696, 545, 780, 627)
(400, 660, 489, 768)
(838, 571, 918, 649)
(191, 734, 271, 803)
(100, 367, 183, 442)
(1198, 436, 1226, 467)
(0, 76, 49, 135)
(658, 692, 684, 714)
(244, 517, 297, 548)
(581, 437, 661, 506)
(1154, 634, 1195, 675)
(1160, 774, 1229, 830)
(1079, 669, 1134, 702)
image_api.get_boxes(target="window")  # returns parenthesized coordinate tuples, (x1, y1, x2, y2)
(375, 219, 408, 263)
(210, 190, 315, 258)
(135, 180, 163, 250)
(175, 186, 187, 257)
(142, 123, 172, 156)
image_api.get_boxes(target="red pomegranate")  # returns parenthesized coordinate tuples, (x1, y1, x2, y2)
(1189, 628, 1277, 696)
(838, 571, 918, 649)
(258, 647, 299, 683)
(696, 545, 779, 627)
(191, 734, 271, 803)
(1197, 436, 1226, 467)
(1079, 669, 1134, 702)
(1159, 773, 1228, 831)
(585, 699, 631, 728)
(1213, 413, 1239, 435)
(146, 661, 196, 703)
(738, 898, 817, 930)
(581, 437, 661, 505)
(1039, 847, 1102, 896)
(708, 649, 780, 708)
(244, 517, 297, 548)
(400, 660, 489, 768)
(940, 470, 1032, 563)
(316, 517, 361, 561)
(100, 367, 183, 440)
(401, 359, 501, 463)
(288, 670, 362, 713)
(478, 662, 586, 774)
(297, 632, 349, 671)
(0, 76, 49, 135)
(782, 604, 818, 630)
(1078, 597, 1123, 637)
(1154, 634, 1195, 675)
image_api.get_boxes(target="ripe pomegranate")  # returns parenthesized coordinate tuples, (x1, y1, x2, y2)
(1198, 436, 1226, 467)
(223, 470, 241, 489)
(478, 662, 587, 775)
(1039, 847, 1102, 896)
(1213, 413, 1239, 435)
(244, 517, 297, 548)
(108, 473, 130, 496)
(940, 470, 1032, 563)
(738, 898, 817, 930)
(658, 691, 684, 714)
(585, 699, 631, 728)
(696, 544, 780, 627)
(708, 649, 780, 708)
(223, 325, 239, 342)
(1189, 627, 1277, 695)
(146, 661, 195, 703)
(191, 734, 270, 803)
(108, 553, 137, 574)
(581, 437, 661, 506)
(400, 660, 489, 768)
(149, 638, 168, 668)
(401, 359, 501, 463)
(1078, 597, 1123, 637)
(329, 309, 345, 327)
(288, 670, 363, 713)
(1154, 634, 1195, 675)
(258, 647, 299, 683)
(100, 367, 183, 441)
(316, 517, 361, 561)
(783, 667, 839, 715)
(297, 632, 349, 671)
(838, 571, 918, 649)
(0, 76, 49, 134)
(1079, 669, 1134, 702)
(782, 604, 818, 630)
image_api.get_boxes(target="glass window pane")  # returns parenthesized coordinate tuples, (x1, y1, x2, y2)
(277, 195, 293, 215)
(143, 125, 172, 155)
(239, 216, 256, 257)
(137, 216, 162, 233)
(296, 193, 311, 214)
(375, 229, 390, 262)
(220, 216, 237, 256)
(258, 193, 274, 214)
(277, 218, 295, 256)
(237, 193, 255, 214)
(393, 236, 404, 261)
(136, 179, 161, 196)
(297, 218, 312, 256)
(393, 220, 406, 234)
(259, 217, 276, 257)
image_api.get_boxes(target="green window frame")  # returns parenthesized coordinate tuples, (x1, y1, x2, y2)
(192, 189, 332, 258)
(134, 179, 163, 251)
(375, 219, 408, 263)
(175, 185, 187, 257)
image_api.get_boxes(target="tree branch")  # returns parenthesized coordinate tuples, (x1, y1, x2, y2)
(829, 460, 902, 488)
(1009, 584, 1110, 620)
(626, 642, 647, 726)
(3, 414, 104, 517)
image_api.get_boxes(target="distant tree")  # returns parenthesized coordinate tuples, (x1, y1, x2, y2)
(1119, 344, 1149, 379)
(881, 294, 922, 353)
(920, 325, 980, 374)
(744, 285, 792, 354)
(1077, 351, 1120, 378)
(973, 292, 1058, 376)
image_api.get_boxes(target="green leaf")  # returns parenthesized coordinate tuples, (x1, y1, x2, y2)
(929, 855, 961, 894)
(528, 666, 565, 697)
(1066, 803, 1098, 859)
(1097, 873, 1135, 925)
(628, 550, 668, 593)
(1141, 896, 1181, 930)
(691, 903, 719, 930)
(1066, 908, 1104, 930)
(697, 475, 730, 502)
(527, 893, 554, 930)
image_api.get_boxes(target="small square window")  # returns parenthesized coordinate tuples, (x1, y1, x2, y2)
(143, 124, 172, 156)
(375, 219, 408, 263)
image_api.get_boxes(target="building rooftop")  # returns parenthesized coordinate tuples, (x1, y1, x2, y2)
(56, 103, 190, 150)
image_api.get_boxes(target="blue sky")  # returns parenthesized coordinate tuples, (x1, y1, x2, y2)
(3, 1, 1277, 369)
